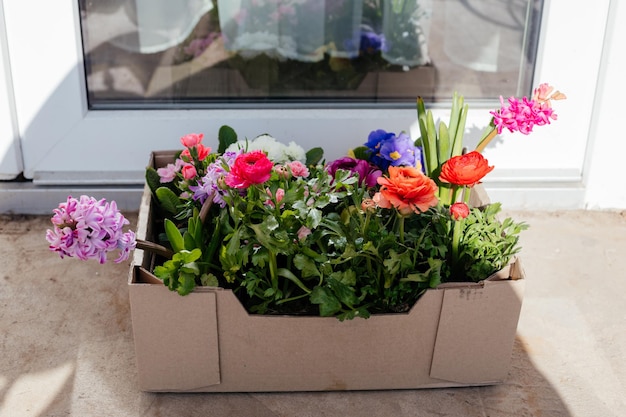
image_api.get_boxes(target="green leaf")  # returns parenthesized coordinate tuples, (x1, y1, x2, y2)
(180, 262, 200, 275)
(156, 187, 182, 215)
(218, 125, 238, 153)
(327, 277, 358, 308)
(293, 254, 321, 278)
(145, 167, 162, 195)
(425, 111, 438, 176)
(438, 122, 450, 163)
(310, 286, 342, 316)
(183, 231, 196, 251)
(305, 147, 324, 166)
(277, 268, 312, 294)
(351, 146, 370, 161)
(451, 96, 469, 157)
(164, 218, 185, 253)
(200, 273, 219, 287)
(177, 272, 196, 295)
(307, 208, 322, 229)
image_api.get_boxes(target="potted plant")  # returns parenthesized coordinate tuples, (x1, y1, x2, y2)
(46, 84, 565, 392)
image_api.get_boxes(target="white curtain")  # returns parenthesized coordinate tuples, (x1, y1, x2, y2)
(102, 0, 215, 54)
(218, 0, 432, 66)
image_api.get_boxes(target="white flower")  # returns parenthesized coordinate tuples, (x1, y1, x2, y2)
(226, 134, 306, 163)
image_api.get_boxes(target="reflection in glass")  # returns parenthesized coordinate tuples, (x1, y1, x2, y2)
(79, 0, 542, 109)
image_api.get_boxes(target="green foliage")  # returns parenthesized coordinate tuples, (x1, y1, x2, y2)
(154, 249, 203, 295)
(147, 124, 527, 319)
(458, 204, 528, 282)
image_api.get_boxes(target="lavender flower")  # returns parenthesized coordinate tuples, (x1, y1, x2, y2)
(189, 151, 241, 207)
(46, 196, 136, 264)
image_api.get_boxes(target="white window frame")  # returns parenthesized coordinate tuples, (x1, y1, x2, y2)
(0, 0, 612, 209)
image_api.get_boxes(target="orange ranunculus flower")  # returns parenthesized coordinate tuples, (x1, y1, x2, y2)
(374, 166, 439, 215)
(439, 151, 494, 187)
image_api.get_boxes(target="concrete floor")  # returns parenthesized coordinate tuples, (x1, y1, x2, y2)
(1, 209, 625, 416)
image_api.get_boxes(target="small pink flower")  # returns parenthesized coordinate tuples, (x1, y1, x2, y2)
(274, 164, 291, 180)
(297, 226, 312, 242)
(157, 159, 184, 183)
(181, 143, 211, 161)
(265, 187, 285, 208)
(532, 83, 566, 106)
(361, 198, 376, 212)
(288, 161, 310, 177)
(180, 133, 204, 148)
(181, 164, 197, 180)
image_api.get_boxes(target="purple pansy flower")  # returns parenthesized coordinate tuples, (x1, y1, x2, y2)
(364, 129, 421, 170)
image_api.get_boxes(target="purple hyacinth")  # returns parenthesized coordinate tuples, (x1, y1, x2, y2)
(189, 151, 240, 207)
(46, 196, 136, 264)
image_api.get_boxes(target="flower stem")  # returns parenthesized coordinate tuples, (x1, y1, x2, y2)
(136, 239, 173, 259)
(474, 126, 498, 153)
(269, 250, 278, 291)
(398, 214, 405, 244)
(451, 218, 463, 271)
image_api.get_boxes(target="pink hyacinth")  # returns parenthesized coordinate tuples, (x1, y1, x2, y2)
(490, 96, 556, 135)
(490, 84, 566, 136)
(46, 196, 136, 264)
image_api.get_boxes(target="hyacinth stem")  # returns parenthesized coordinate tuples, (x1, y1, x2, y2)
(199, 191, 215, 224)
(474, 126, 498, 154)
(135, 239, 173, 259)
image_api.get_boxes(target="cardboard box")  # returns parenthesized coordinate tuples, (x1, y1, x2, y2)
(128, 151, 525, 392)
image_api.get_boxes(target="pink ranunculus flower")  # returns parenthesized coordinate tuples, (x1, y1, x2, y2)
(225, 151, 273, 189)
(288, 161, 310, 178)
(180, 133, 204, 148)
(181, 164, 197, 180)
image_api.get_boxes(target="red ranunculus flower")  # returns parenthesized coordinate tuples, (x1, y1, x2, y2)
(450, 202, 470, 220)
(225, 151, 273, 189)
(439, 151, 494, 187)
(374, 166, 439, 215)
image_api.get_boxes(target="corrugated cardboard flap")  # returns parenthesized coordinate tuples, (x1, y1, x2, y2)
(129, 268, 221, 391)
(429, 260, 525, 383)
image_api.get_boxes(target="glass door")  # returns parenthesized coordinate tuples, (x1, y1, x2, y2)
(1, 0, 611, 207)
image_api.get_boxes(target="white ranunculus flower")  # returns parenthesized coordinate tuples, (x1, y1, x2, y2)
(226, 134, 306, 163)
